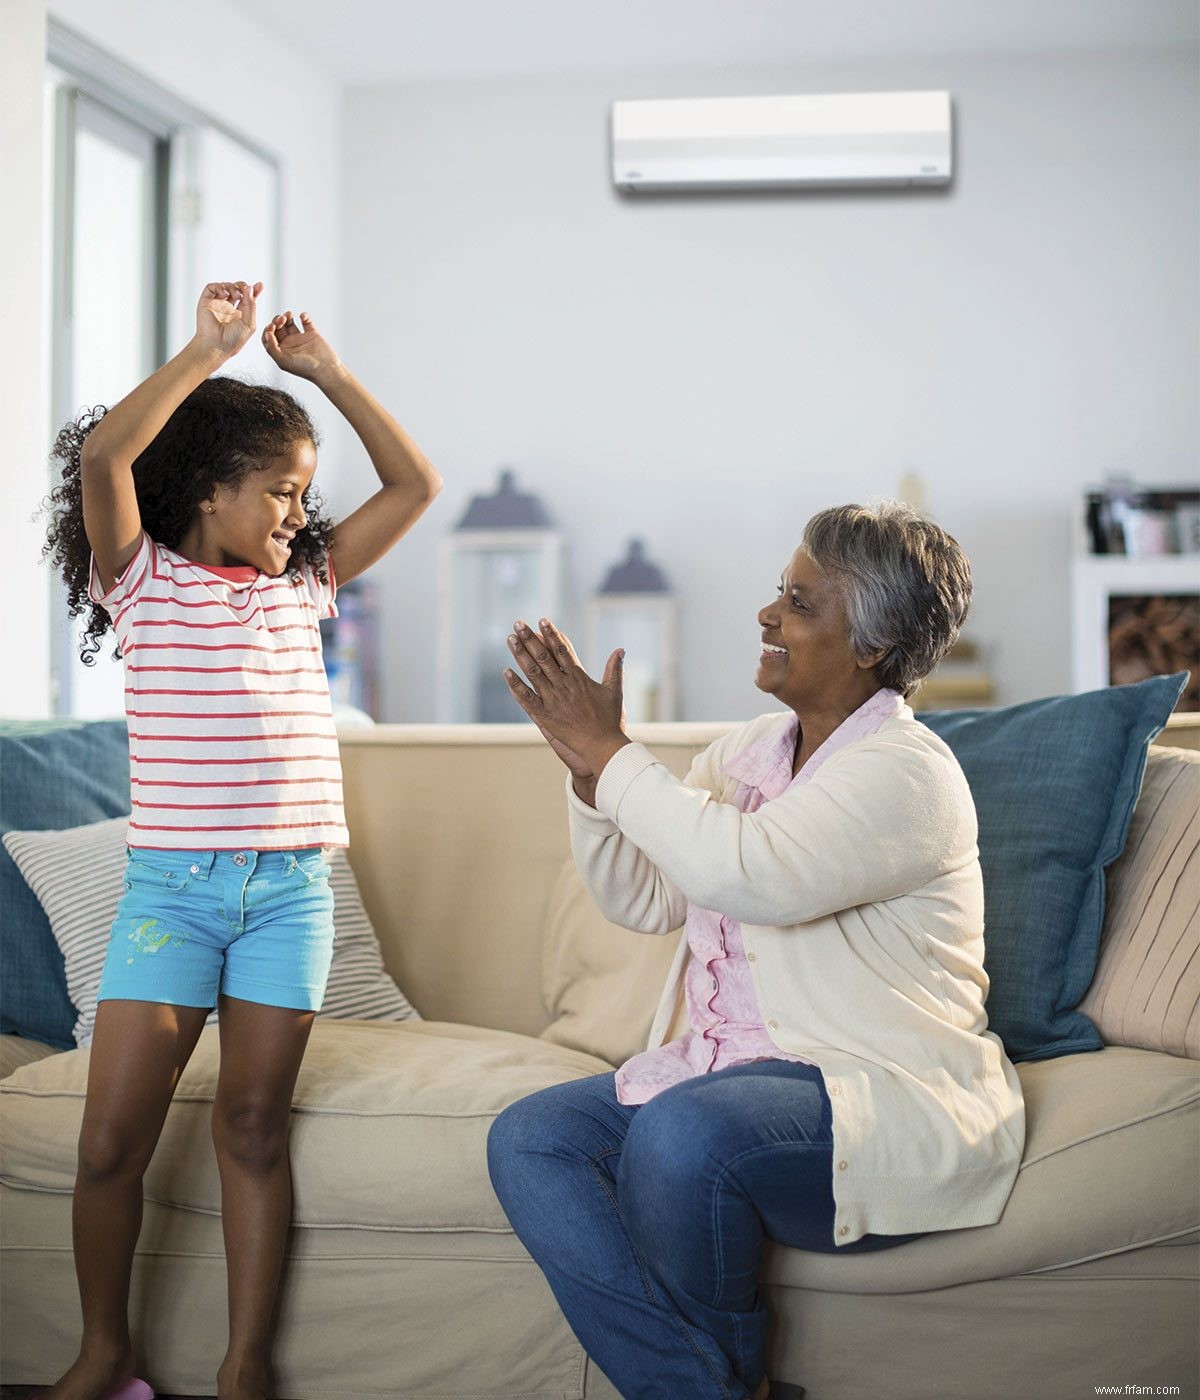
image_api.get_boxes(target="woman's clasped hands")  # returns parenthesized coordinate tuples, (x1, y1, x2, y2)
(504, 619, 630, 802)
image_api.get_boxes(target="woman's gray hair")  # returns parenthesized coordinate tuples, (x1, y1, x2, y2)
(801, 501, 972, 698)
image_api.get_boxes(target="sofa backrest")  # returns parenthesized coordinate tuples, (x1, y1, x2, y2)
(339, 723, 722, 1035)
(339, 716, 1198, 1039)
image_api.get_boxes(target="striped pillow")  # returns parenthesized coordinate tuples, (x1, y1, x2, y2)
(2, 816, 419, 1047)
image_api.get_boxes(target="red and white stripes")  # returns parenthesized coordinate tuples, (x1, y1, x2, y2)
(89, 534, 349, 850)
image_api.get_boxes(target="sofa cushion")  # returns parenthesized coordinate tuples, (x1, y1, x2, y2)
(919, 673, 1186, 1061)
(2, 816, 421, 1047)
(0, 720, 131, 1048)
(540, 856, 682, 1068)
(0, 1021, 612, 1230)
(1080, 747, 1199, 1058)
(764, 1045, 1200, 1293)
(5, 1029, 1194, 1294)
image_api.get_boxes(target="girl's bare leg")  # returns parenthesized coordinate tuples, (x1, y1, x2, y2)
(211, 995, 315, 1400)
(40, 999, 210, 1400)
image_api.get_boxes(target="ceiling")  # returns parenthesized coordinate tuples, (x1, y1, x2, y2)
(229, 0, 1200, 87)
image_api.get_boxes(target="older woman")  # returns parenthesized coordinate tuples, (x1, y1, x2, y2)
(487, 502, 1025, 1400)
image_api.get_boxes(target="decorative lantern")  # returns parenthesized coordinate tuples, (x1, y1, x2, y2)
(587, 539, 678, 722)
(438, 469, 564, 722)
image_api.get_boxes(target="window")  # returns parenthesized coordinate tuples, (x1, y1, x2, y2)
(46, 79, 166, 717)
(45, 26, 280, 716)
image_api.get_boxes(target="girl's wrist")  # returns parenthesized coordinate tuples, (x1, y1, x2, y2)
(183, 337, 233, 374)
(313, 361, 351, 393)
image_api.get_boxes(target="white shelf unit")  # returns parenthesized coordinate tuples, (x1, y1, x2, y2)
(1070, 554, 1200, 693)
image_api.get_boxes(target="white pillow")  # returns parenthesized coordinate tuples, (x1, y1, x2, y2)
(2, 816, 419, 1047)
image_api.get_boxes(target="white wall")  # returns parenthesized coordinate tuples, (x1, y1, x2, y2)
(0, 0, 51, 716)
(344, 49, 1199, 721)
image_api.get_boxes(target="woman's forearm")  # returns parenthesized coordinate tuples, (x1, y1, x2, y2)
(569, 780, 688, 935)
(594, 742, 953, 927)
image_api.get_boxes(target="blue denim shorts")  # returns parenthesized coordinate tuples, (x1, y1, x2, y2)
(96, 847, 336, 1012)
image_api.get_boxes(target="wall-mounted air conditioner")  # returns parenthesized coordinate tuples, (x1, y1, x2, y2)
(611, 91, 952, 193)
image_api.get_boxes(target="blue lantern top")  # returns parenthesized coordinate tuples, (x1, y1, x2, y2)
(455, 469, 554, 530)
(600, 539, 670, 594)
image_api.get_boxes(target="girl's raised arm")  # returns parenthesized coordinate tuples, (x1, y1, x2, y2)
(263, 311, 442, 586)
(83, 281, 261, 591)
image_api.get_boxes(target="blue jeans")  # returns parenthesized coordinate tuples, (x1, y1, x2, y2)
(487, 1061, 921, 1400)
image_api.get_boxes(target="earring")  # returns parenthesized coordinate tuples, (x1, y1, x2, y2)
(203, 505, 215, 514)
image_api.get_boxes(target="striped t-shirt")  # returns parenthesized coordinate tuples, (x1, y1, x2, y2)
(88, 532, 349, 851)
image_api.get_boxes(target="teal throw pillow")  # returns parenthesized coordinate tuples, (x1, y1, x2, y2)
(0, 719, 131, 1048)
(919, 673, 1187, 1063)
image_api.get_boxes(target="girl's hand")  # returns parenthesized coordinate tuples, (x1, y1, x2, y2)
(194, 281, 262, 359)
(262, 311, 344, 383)
(505, 620, 628, 783)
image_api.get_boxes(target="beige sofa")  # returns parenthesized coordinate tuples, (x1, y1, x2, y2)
(2, 719, 1198, 1400)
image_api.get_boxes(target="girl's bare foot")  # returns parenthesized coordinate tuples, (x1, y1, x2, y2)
(38, 1342, 136, 1400)
(752, 1379, 770, 1400)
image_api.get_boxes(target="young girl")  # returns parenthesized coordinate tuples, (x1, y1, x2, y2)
(41, 280, 442, 1400)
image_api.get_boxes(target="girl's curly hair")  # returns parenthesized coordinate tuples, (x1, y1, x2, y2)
(42, 377, 335, 664)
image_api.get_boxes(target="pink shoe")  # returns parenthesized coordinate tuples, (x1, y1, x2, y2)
(105, 1382, 154, 1400)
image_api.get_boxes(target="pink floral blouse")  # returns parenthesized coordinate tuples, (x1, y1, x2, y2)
(615, 688, 904, 1105)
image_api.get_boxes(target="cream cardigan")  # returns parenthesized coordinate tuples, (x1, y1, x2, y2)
(567, 706, 1026, 1246)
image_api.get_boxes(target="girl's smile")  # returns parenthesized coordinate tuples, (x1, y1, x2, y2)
(179, 440, 318, 575)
